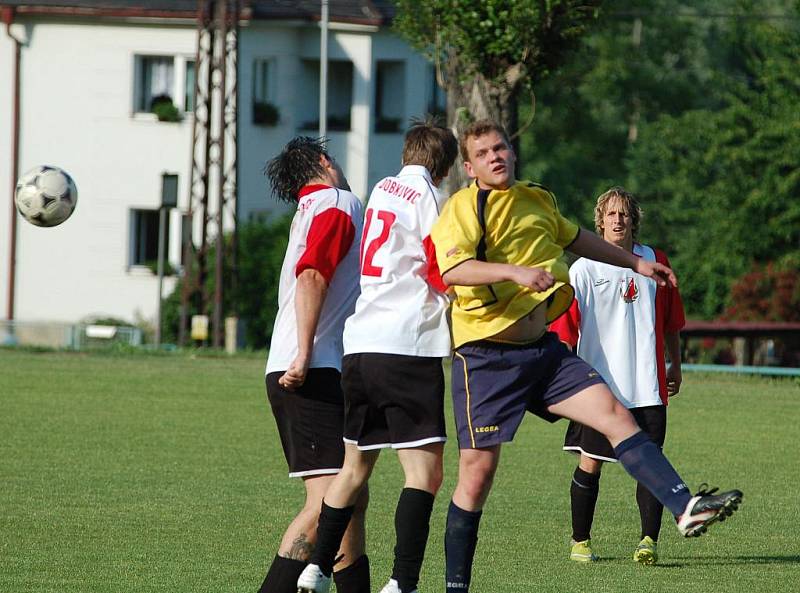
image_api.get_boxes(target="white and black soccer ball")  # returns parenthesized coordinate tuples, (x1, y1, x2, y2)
(15, 165, 78, 227)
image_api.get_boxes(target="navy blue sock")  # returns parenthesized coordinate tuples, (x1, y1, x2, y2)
(614, 431, 691, 517)
(445, 501, 482, 593)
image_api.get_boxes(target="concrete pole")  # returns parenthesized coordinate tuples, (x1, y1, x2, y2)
(319, 0, 329, 139)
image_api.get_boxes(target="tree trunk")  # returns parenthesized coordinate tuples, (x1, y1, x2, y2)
(444, 69, 518, 194)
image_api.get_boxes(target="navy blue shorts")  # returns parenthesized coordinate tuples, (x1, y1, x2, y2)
(451, 332, 606, 449)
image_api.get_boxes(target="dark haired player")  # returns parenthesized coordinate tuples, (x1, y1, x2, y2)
(552, 187, 685, 565)
(431, 120, 742, 593)
(256, 137, 369, 593)
(297, 119, 459, 593)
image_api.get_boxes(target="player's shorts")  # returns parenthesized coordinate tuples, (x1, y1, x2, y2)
(451, 332, 606, 449)
(563, 404, 667, 462)
(342, 352, 447, 450)
(266, 367, 345, 478)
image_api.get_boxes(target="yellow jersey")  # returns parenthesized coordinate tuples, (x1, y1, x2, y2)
(431, 180, 579, 347)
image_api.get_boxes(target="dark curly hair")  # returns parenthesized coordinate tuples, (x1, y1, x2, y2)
(265, 136, 330, 203)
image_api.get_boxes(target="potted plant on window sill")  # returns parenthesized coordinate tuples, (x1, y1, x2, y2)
(150, 94, 183, 123)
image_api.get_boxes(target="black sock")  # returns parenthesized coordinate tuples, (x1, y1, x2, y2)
(310, 501, 355, 576)
(333, 554, 370, 593)
(636, 481, 664, 541)
(257, 555, 306, 593)
(570, 467, 600, 542)
(445, 501, 482, 593)
(614, 431, 691, 517)
(392, 488, 435, 593)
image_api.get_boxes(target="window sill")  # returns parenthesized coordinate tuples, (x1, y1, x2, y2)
(131, 112, 194, 123)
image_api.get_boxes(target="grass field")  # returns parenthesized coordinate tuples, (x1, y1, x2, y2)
(1, 348, 799, 593)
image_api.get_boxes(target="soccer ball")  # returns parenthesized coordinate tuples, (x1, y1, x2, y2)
(14, 165, 78, 227)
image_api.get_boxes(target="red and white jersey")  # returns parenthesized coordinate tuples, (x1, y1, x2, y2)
(551, 243, 685, 407)
(343, 165, 451, 357)
(266, 184, 363, 374)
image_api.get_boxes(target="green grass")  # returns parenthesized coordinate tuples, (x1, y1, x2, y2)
(1, 349, 799, 592)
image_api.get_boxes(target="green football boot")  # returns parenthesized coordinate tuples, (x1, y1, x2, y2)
(569, 539, 599, 562)
(633, 536, 658, 565)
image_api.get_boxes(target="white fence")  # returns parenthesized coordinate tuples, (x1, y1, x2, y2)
(0, 320, 143, 349)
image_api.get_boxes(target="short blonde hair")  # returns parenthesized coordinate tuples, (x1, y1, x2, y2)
(594, 187, 643, 239)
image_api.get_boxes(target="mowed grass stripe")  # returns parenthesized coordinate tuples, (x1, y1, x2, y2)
(1, 349, 798, 592)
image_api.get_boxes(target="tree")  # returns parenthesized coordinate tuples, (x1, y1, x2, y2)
(394, 0, 602, 186)
(626, 3, 800, 317)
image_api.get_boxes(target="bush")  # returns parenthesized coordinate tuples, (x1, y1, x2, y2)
(162, 213, 293, 348)
(722, 262, 800, 322)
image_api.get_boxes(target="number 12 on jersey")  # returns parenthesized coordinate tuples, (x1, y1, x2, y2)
(360, 208, 396, 277)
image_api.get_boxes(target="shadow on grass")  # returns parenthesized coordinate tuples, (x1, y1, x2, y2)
(650, 555, 800, 568)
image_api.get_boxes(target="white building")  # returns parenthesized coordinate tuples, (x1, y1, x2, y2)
(0, 0, 444, 330)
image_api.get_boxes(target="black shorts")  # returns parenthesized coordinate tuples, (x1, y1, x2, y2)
(266, 367, 345, 478)
(342, 353, 447, 450)
(563, 404, 667, 462)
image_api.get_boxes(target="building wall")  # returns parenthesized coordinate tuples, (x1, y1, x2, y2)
(0, 16, 438, 327)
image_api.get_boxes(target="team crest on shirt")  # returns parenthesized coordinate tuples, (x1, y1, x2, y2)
(620, 278, 639, 303)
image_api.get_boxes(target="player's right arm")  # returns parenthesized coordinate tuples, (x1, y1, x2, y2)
(441, 259, 555, 292)
(432, 191, 554, 292)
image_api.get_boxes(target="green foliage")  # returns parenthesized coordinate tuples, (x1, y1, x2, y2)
(161, 213, 292, 348)
(519, 0, 800, 318)
(627, 9, 800, 317)
(151, 96, 182, 122)
(394, 0, 602, 127)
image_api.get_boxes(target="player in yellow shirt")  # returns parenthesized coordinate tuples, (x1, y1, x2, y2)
(432, 120, 743, 593)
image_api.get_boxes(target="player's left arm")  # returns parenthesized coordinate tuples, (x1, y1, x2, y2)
(665, 331, 683, 397)
(568, 229, 677, 288)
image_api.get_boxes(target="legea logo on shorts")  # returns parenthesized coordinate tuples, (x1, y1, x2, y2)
(474, 425, 499, 433)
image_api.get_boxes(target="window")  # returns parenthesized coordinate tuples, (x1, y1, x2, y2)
(133, 55, 195, 117)
(184, 60, 196, 112)
(375, 61, 405, 133)
(252, 58, 278, 125)
(130, 209, 168, 268)
(298, 59, 353, 131)
(135, 56, 175, 112)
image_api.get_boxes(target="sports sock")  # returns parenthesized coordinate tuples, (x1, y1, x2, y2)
(310, 501, 355, 576)
(333, 554, 370, 593)
(257, 555, 306, 593)
(445, 501, 482, 593)
(636, 482, 664, 541)
(392, 488, 435, 592)
(613, 431, 691, 517)
(570, 467, 600, 542)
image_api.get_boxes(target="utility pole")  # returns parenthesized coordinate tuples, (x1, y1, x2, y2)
(179, 0, 241, 347)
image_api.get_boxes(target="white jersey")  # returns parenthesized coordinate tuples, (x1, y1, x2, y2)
(551, 243, 685, 408)
(343, 165, 451, 357)
(266, 185, 363, 374)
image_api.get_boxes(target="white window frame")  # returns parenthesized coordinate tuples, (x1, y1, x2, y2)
(132, 53, 196, 120)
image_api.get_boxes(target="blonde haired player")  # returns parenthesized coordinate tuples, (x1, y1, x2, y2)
(552, 187, 685, 564)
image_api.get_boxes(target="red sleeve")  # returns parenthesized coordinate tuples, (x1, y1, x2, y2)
(423, 234, 447, 293)
(655, 250, 686, 333)
(295, 208, 355, 283)
(549, 297, 581, 348)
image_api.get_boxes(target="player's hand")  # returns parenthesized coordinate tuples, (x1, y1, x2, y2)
(666, 364, 682, 397)
(636, 259, 677, 288)
(278, 355, 310, 391)
(512, 266, 555, 292)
